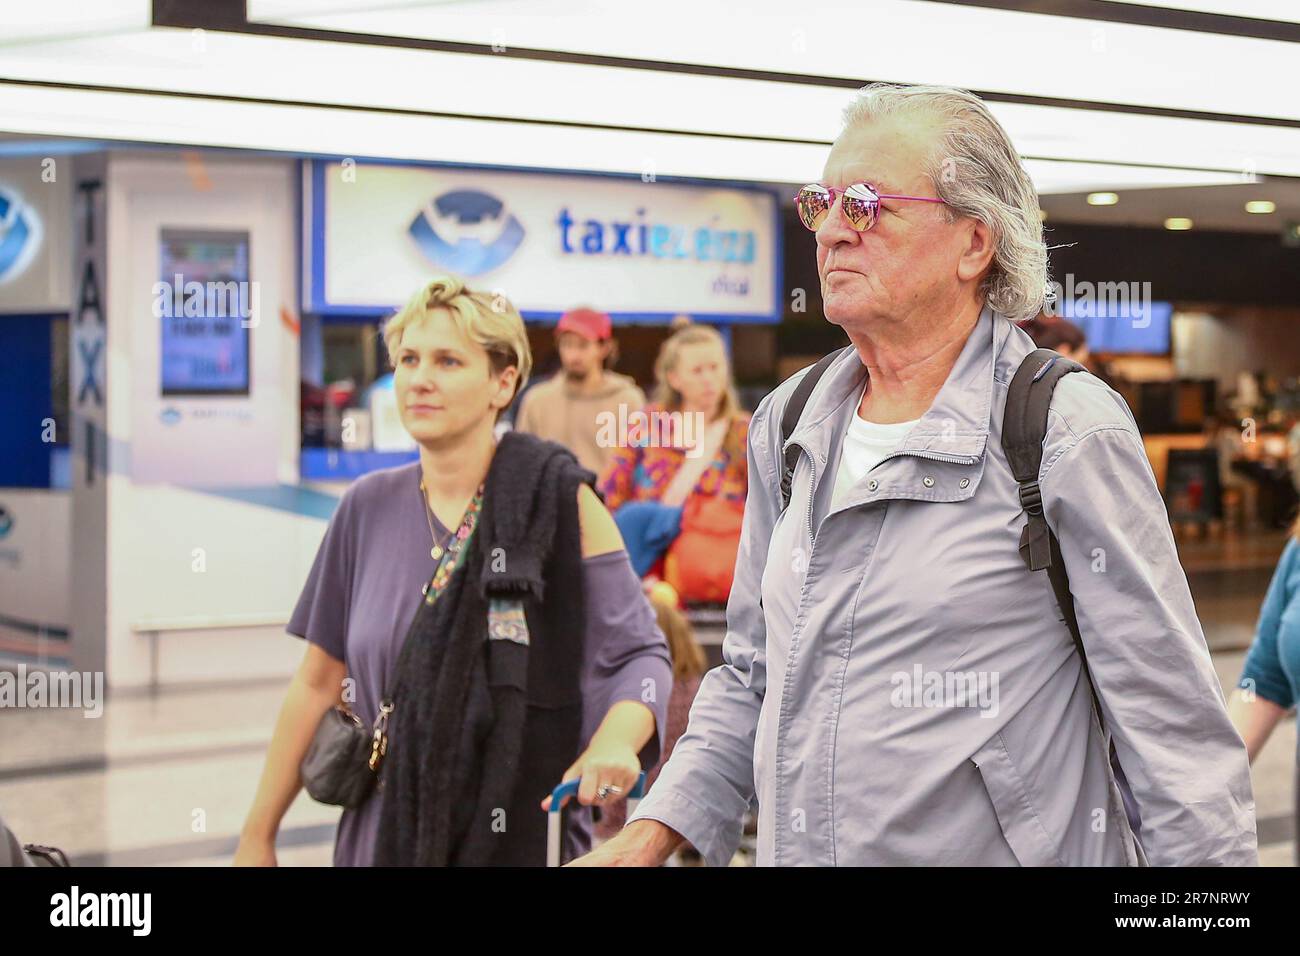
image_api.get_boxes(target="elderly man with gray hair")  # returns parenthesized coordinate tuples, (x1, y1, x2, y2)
(574, 83, 1257, 867)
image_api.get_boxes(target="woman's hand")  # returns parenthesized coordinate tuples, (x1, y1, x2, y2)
(540, 740, 641, 812)
(233, 834, 278, 867)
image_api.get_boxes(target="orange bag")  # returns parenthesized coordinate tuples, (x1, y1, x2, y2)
(663, 494, 744, 604)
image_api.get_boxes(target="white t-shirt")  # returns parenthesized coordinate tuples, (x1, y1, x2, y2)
(829, 390, 920, 511)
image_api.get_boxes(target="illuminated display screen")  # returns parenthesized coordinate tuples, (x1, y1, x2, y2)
(1056, 299, 1172, 355)
(158, 229, 252, 396)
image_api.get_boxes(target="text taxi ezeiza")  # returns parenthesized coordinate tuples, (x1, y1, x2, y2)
(556, 208, 756, 263)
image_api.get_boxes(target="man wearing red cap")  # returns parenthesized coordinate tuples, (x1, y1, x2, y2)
(514, 307, 645, 475)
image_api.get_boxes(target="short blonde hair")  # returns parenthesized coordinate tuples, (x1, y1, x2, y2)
(383, 275, 532, 400)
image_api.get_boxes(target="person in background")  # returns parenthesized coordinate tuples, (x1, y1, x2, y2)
(513, 306, 645, 476)
(594, 582, 706, 844)
(599, 323, 749, 514)
(598, 324, 750, 602)
(235, 277, 669, 867)
(1232, 512, 1300, 864)
(1021, 314, 1089, 365)
(1021, 314, 1120, 388)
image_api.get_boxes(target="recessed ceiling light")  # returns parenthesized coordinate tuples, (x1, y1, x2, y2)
(1245, 200, 1276, 214)
(1086, 192, 1119, 206)
(1164, 217, 1194, 231)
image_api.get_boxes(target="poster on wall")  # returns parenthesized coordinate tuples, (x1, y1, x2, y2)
(158, 229, 252, 396)
(0, 158, 72, 314)
(302, 161, 780, 323)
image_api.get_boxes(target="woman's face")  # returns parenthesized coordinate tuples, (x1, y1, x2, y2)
(666, 340, 728, 414)
(392, 308, 518, 447)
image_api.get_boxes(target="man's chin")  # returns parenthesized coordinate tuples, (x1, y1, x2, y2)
(823, 299, 854, 328)
(822, 289, 876, 328)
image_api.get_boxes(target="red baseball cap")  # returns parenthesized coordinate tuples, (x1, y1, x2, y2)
(555, 307, 612, 342)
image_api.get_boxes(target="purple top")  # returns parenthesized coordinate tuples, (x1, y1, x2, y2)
(288, 461, 671, 866)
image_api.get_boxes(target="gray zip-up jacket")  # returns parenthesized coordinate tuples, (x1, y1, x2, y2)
(629, 307, 1257, 866)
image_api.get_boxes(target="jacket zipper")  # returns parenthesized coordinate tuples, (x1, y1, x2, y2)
(875, 448, 979, 469)
(806, 450, 817, 546)
(789, 442, 817, 548)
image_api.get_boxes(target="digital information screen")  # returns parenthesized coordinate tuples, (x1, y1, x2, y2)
(159, 229, 252, 396)
(1059, 299, 1173, 355)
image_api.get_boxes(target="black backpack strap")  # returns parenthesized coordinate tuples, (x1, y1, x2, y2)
(1001, 349, 1102, 721)
(779, 348, 848, 510)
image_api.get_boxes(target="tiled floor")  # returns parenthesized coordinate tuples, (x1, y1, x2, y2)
(1, 536, 1295, 867)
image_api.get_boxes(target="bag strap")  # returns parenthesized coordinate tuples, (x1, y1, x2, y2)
(779, 347, 849, 510)
(1001, 348, 1103, 723)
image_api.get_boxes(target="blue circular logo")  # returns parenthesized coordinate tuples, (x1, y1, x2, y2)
(0, 187, 40, 284)
(408, 189, 525, 276)
(0, 505, 13, 539)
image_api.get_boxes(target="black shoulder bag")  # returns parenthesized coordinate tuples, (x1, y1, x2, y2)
(300, 485, 483, 808)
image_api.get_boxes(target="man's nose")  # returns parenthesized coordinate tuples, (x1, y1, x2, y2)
(815, 196, 860, 251)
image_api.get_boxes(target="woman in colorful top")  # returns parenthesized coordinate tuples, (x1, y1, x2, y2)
(235, 276, 670, 867)
(599, 324, 750, 513)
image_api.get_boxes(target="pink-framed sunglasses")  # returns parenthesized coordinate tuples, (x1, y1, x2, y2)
(794, 182, 946, 232)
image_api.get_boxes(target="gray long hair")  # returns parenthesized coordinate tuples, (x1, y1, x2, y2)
(841, 83, 1049, 320)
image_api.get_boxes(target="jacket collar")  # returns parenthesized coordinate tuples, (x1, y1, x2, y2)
(785, 303, 1007, 468)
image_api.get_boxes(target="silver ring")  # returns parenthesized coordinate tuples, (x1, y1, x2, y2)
(597, 784, 624, 800)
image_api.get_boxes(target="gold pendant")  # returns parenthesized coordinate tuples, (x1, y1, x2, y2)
(431, 544, 443, 560)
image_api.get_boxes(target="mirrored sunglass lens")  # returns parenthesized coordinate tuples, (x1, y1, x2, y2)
(842, 184, 879, 229)
(797, 186, 831, 229)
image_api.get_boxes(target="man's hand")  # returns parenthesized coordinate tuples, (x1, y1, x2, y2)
(566, 819, 685, 867)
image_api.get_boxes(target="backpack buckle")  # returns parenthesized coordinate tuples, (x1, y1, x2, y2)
(1018, 480, 1043, 515)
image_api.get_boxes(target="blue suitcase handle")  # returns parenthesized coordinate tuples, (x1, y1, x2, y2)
(548, 771, 646, 813)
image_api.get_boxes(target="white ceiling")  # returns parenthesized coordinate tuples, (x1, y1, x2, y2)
(0, 0, 1297, 197)
(245, 0, 1300, 121)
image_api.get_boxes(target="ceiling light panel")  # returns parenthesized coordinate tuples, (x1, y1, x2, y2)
(0, 80, 1275, 197)
(0, 0, 150, 44)
(248, 0, 1300, 122)
(4, 28, 1300, 179)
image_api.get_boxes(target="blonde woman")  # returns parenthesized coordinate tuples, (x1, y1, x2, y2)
(599, 324, 748, 515)
(597, 324, 750, 604)
(235, 276, 669, 867)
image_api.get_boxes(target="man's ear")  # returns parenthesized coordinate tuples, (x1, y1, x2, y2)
(956, 218, 996, 284)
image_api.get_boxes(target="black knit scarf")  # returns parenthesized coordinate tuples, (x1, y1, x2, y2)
(373, 432, 593, 866)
